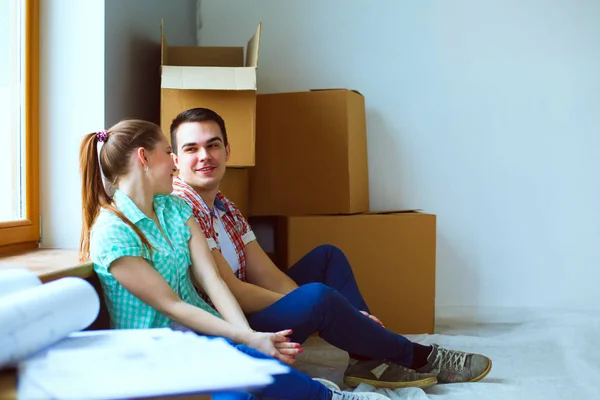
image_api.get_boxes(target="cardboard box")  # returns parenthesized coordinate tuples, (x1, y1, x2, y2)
(250, 89, 369, 216)
(160, 22, 261, 167)
(250, 212, 436, 334)
(218, 168, 250, 217)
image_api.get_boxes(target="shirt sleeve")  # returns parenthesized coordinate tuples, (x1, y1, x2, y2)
(169, 194, 194, 223)
(171, 195, 218, 251)
(241, 230, 256, 246)
(229, 206, 256, 246)
(90, 222, 145, 272)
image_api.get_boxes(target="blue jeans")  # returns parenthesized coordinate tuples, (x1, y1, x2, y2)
(247, 245, 414, 366)
(209, 337, 331, 400)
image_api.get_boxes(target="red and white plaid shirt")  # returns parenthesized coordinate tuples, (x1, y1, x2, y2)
(172, 177, 255, 292)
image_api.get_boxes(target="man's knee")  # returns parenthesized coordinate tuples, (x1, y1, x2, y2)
(295, 282, 337, 306)
(315, 243, 343, 256)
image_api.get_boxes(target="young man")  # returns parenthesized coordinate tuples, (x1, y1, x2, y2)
(170, 108, 492, 388)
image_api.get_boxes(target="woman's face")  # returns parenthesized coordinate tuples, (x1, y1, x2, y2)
(146, 135, 177, 195)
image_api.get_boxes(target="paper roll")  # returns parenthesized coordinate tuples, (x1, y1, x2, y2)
(0, 269, 42, 299)
(0, 277, 100, 367)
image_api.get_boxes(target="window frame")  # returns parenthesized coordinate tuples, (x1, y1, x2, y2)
(0, 0, 39, 253)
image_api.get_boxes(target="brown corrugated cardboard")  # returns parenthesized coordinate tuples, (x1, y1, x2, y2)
(250, 212, 436, 334)
(218, 168, 250, 217)
(160, 22, 261, 167)
(249, 89, 369, 216)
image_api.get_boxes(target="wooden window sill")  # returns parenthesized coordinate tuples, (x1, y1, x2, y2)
(0, 248, 93, 283)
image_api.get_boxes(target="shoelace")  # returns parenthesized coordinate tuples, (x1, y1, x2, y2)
(432, 346, 467, 372)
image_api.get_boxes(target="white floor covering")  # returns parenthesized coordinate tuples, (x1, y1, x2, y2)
(295, 307, 600, 400)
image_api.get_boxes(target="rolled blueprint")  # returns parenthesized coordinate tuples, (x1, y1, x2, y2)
(0, 268, 41, 299)
(0, 275, 100, 368)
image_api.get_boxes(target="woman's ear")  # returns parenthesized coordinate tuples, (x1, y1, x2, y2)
(136, 147, 149, 168)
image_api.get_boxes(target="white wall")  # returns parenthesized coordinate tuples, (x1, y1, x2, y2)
(198, 0, 600, 310)
(40, 0, 105, 249)
(40, 0, 197, 249)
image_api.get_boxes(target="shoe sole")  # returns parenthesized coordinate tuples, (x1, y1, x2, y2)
(344, 376, 438, 390)
(469, 358, 493, 383)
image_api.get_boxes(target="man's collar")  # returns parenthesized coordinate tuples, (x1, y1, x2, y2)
(173, 176, 226, 214)
(214, 196, 227, 213)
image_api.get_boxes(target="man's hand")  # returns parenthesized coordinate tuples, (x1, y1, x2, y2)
(360, 311, 385, 328)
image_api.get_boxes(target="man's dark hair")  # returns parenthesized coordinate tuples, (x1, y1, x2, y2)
(170, 108, 228, 153)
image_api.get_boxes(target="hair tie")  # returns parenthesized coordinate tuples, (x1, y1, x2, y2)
(96, 130, 108, 143)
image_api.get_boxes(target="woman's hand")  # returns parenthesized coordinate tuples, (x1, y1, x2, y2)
(243, 329, 303, 365)
(360, 311, 385, 328)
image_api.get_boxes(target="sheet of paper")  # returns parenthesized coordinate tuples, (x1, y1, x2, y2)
(0, 269, 42, 298)
(0, 277, 100, 367)
(18, 329, 288, 400)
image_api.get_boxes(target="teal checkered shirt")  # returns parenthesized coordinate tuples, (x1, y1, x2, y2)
(90, 189, 222, 329)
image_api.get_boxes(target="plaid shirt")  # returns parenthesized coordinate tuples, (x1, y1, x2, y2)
(90, 189, 222, 329)
(172, 177, 255, 290)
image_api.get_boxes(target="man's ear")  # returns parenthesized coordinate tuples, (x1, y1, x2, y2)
(171, 152, 179, 168)
(225, 143, 231, 162)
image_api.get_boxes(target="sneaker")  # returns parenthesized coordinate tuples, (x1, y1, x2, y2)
(416, 344, 492, 383)
(344, 359, 438, 389)
(330, 389, 390, 400)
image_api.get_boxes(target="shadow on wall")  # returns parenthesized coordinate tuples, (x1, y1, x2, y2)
(128, 34, 162, 125)
(105, 34, 161, 128)
(365, 109, 413, 211)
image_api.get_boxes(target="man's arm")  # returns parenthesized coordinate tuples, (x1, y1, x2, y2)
(244, 241, 299, 295)
(211, 249, 286, 314)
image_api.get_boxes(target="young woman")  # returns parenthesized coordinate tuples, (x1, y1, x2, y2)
(78, 119, 387, 400)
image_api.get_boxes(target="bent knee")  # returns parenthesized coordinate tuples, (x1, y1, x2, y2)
(295, 282, 336, 305)
(315, 244, 342, 255)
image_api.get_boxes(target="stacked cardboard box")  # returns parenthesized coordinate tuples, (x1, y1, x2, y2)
(248, 90, 437, 335)
(159, 23, 436, 335)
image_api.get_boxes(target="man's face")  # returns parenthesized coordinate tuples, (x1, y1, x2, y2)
(172, 121, 230, 191)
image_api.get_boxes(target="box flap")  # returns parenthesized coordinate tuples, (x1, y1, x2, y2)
(167, 46, 243, 67)
(365, 209, 425, 215)
(160, 19, 169, 65)
(245, 23, 262, 68)
(161, 66, 257, 90)
(309, 88, 364, 96)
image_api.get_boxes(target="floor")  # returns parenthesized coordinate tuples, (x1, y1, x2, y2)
(296, 307, 600, 399)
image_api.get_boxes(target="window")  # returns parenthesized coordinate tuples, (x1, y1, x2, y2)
(0, 0, 39, 253)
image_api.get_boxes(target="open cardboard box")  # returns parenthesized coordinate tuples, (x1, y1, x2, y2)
(160, 22, 262, 167)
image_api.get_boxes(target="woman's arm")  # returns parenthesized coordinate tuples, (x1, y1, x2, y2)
(185, 218, 252, 330)
(110, 255, 300, 364)
(110, 255, 249, 341)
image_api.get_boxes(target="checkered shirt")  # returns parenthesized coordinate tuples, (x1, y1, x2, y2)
(90, 189, 222, 329)
(172, 177, 256, 292)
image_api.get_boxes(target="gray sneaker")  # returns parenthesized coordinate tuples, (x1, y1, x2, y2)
(416, 344, 492, 383)
(344, 359, 438, 389)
